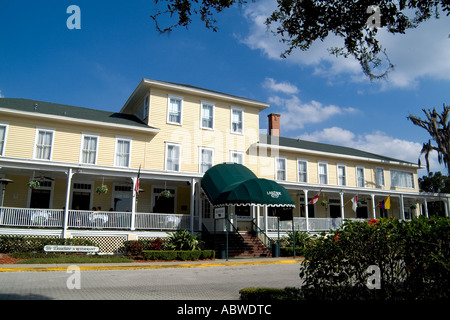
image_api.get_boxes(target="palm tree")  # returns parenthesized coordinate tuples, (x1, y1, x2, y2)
(407, 104, 450, 175)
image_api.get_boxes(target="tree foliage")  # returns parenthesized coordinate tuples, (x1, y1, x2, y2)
(408, 104, 450, 174)
(150, 0, 449, 79)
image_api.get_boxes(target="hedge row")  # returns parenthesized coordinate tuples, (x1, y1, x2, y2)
(0, 235, 97, 253)
(141, 250, 215, 261)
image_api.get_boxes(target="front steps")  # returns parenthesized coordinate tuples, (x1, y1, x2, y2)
(207, 231, 272, 258)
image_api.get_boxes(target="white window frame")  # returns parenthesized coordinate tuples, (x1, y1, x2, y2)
(167, 94, 183, 125)
(276, 157, 287, 181)
(337, 164, 347, 186)
(318, 162, 328, 185)
(376, 167, 385, 186)
(79, 133, 99, 165)
(0, 122, 8, 157)
(200, 101, 215, 130)
(199, 147, 214, 174)
(165, 142, 181, 172)
(356, 166, 365, 187)
(230, 106, 244, 134)
(230, 150, 244, 165)
(390, 169, 415, 189)
(114, 137, 132, 168)
(33, 128, 55, 161)
(297, 159, 308, 183)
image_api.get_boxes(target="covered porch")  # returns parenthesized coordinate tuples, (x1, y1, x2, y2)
(0, 158, 204, 236)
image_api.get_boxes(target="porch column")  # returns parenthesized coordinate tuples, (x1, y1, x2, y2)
(339, 192, 345, 220)
(303, 190, 309, 232)
(256, 205, 260, 230)
(196, 181, 202, 231)
(190, 178, 196, 234)
(445, 198, 450, 217)
(399, 194, 405, 220)
(131, 177, 137, 231)
(264, 204, 268, 232)
(370, 194, 376, 219)
(62, 168, 73, 239)
(423, 198, 429, 218)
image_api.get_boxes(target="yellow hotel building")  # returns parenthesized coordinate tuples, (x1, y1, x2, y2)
(0, 78, 448, 252)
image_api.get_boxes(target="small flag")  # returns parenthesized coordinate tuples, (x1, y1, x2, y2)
(384, 196, 391, 210)
(134, 166, 141, 195)
(310, 189, 322, 204)
(351, 195, 358, 212)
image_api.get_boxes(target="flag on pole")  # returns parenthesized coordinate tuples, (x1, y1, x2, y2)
(310, 189, 322, 204)
(384, 196, 391, 210)
(134, 166, 141, 195)
(351, 195, 358, 212)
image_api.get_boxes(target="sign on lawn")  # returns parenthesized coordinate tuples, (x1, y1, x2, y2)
(44, 245, 99, 253)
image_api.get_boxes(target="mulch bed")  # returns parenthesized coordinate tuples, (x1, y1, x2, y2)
(0, 253, 25, 264)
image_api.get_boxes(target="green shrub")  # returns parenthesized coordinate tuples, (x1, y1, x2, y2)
(239, 287, 302, 300)
(141, 250, 215, 261)
(167, 230, 203, 251)
(299, 216, 450, 300)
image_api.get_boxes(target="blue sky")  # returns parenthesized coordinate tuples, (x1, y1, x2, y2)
(1, 0, 449, 176)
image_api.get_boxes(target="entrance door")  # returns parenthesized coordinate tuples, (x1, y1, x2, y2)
(113, 185, 133, 212)
(30, 189, 51, 208)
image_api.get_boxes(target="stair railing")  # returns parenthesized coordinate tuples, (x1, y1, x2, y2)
(251, 219, 274, 251)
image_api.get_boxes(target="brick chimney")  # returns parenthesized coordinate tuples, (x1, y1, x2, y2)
(268, 113, 280, 137)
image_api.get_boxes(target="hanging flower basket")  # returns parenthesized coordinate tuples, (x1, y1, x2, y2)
(28, 180, 40, 189)
(160, 190, 172, 198)
(96, 184, 108, 195)
(410, 204, 417, 210)
(321, 200, 328, 208)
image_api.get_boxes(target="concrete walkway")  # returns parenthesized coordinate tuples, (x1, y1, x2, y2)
(0, 257, 304, 272)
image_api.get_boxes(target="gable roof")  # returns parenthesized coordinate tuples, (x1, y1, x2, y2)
(0, 98, 159, 133)
(260, 134, 418, 167)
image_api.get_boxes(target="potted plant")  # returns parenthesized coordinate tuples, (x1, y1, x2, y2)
(160, 189, 172, 198)
(28, 180, 40, 189)
(96, 184, 108, 195)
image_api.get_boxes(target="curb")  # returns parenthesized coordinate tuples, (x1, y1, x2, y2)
(0, 258, 303, 272)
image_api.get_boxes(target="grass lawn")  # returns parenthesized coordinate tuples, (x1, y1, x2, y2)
(6, 252, 135, 264)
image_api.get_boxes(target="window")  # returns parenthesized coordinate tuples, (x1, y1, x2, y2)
(276, 157, 287, 180)
(318, 162, 328, 184)
(0, 124, 6, 156)
(338, 165, 346, 186)
(391, 169, 414, 188)
(167, 95, 183, 125)
(231, 107, 243, 134)
(356, 167, 365, 187)
(201, 102, 214, 129)
(376, 168, 385, 186)
(115, 138, 131, 167)
(34, 129, 54, 160)
(200, 147, 214, 174)
(298, 159, 307, 183)
(80, 135, 98, 164)
(166, 143, 181, 172)
(230, 151, 244, 165)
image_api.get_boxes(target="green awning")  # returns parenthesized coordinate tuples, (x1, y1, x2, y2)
(201, 163, 295, 207)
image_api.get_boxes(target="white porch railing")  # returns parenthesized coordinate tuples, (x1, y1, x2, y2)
(0, 207, 190, 231)
(262, 216, 369, 232)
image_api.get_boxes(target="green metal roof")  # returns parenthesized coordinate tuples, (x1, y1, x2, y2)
(0, 98, 158, 130)
(261, 134, 416, 165)
(201, 163, 295, 207)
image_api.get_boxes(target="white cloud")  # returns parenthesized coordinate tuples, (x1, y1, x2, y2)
(240, 0, 450, 89)
(263, 77, 299, 94)
(0, 90, 4, 98)
(297, 126, 445, 174)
